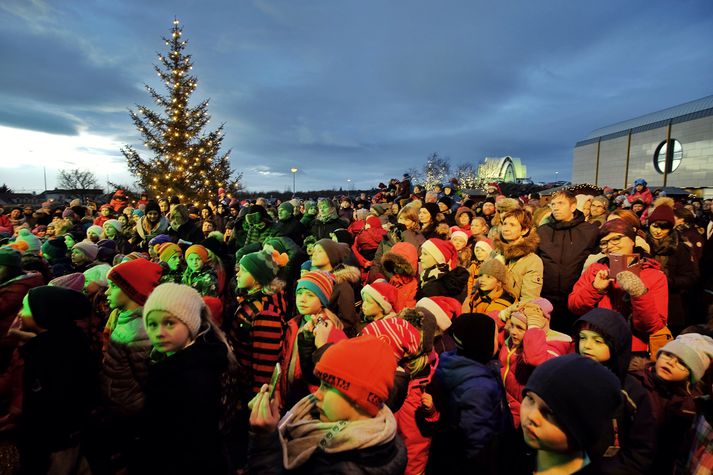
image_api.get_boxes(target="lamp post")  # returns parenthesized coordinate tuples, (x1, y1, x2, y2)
(290, 168, 298, 194)
(555, 171, 559, 182)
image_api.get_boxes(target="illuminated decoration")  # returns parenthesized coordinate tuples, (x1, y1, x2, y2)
(121, 18, 241, 205)
(476, 156, 527, 183)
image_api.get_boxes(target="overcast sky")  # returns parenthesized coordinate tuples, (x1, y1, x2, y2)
(1, 0, 712, 193)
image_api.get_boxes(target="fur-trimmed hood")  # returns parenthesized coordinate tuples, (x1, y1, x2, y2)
(494, 228, 540, 261)
(382, 242, 418, 277)
(332, 264, 361, 284)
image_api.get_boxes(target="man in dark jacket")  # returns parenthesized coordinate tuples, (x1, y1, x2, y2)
(537, 190, 599, 333)
(273, 202, 306, 245)
(167, 204, 204, 245)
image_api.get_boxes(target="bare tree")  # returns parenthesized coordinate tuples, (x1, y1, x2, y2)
(57, 169, 101, 190)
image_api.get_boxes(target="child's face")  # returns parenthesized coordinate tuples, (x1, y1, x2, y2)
(474, 246, 489, 262)
(478, 274, 500, 292)
(167, 253, 182, 271)
(186, 253, 203, 272)
(507, 318, 527, 347)
(103, 224, 116, 238)
(105, 280, 130, 310)
(451, 236, 467, 251)
(236, 264, 258, 290)
(578, 329, 611, 364)
(311, 245, 330, 269)
(296, 289, 323, 316)
(71, 248, 88, 266)
(655, 351, 690, 382)
(306, 243, 315, 256)
(419, 249, 438, 269)
(521, 392, 570, 452)
(145, 310, 193, 356)
(458, 213, 471, 227)
(314, 381, 362, 422)
(19, 295, 41, 333)
(87, 230, 101, 243)
(361, 293, 383, 319)
(65, 234, 76, 249)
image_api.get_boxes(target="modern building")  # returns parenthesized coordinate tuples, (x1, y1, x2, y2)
(477, 156, 527, 183)
(573, 95, 713, 190)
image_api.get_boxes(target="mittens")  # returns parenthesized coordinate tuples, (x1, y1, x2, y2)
(522, 303, 547, 329)
(616, 271, 647, 297)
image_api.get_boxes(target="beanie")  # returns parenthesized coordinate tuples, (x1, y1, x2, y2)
(421, 203, 440, 222)
(478, 258, 508, 284)
(599, 219, 636, 242)
(511, 297, 554, 325)
(83, 263, 111, 289)
(634, 178, 647, 187)
(26, 286, 91, 329)
(315, 239, 349, 267)
(96, 239, 118, 263)
(451, 312, 497, 363)
(314, 336, 396, 417)
(87, 225, 103, 238)
(474, 239, 494, 254)
(361, 317, 423, 363)
(648, 204, 676, 227)
(592, 195, 609, 208)
(148, 234, 172, 249)
(361, 281, 399, 314)
(16, 229, 41, 254)
(145, 200, 161, 215)
(41, 237, 67, 260)
(185, 244, 209, 264)
(158, 243, 182, 263)
(49, 272, 85, 292)
(296, 271, 334, 307)
(421, 238, 457, 269)
(658, 333, 713, 383)
(416, 296, 462, 331)
(278, 202, 294, 215)
(450, 229, 468, 243)
(72, 242, 99, 261)
(107, 258, 163, 305)
(239, 249, 288, 286)
(143, 283, 204, 337)
(103, 219, 122, 233)
(524, 354, 622, 457)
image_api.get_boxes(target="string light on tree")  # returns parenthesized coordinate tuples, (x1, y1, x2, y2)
(121, 17, 241, 204)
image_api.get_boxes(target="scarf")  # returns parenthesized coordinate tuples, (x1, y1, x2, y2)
(278, 395, 397, 470)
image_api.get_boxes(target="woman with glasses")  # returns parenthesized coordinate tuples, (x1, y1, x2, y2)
(568, 218, 668, 363)
(646, 198, 699, 335)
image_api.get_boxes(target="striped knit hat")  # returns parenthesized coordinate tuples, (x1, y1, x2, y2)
(239, 249, 288, 286)
(296, 270, 334, 307)
(157, 243, 182, 263)
(361, 317, 423, 363)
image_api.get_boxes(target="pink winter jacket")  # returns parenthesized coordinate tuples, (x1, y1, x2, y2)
(499, 328, 572, 427)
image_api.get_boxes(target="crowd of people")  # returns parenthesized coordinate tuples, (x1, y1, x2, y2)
(0, 176, 713, 474)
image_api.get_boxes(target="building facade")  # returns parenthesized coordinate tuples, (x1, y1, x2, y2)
(477, 156, 527, 183)
(573, 95, 713, 189)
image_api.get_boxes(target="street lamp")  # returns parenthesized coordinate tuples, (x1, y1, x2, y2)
(347, 178, 351, 192)
(555, 171, 559, 182)
(290, 168, 298, 194)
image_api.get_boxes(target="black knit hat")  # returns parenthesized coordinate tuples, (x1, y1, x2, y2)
(145, 200, 161, 215)
(523, 354, 622, 457)
(421, 203, 440, 222)
(451, 312, 497, 364)
(27, 285, 91, 329)
(41, 236, 67, 260)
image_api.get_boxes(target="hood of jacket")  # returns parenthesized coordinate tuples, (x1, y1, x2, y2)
(332, 264, 361, 284)
(574, 308, 631, 382)
(382, 242, 418, 277)
(436, 350, 499, 392)
(494, 227, 540, 261)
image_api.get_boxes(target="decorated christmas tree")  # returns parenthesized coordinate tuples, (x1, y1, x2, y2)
(121, 18, 241, 205)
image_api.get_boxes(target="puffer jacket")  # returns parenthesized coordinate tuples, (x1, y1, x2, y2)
(568, 257, 668, 353)
(493, 229, 543, 305)
(100, 308, 151, 416)
(328, 264, 361, 334)
(499, 329, 571, 427)
(381, 242, 419, 310)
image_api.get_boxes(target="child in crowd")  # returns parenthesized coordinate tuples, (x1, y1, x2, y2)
(632, 333, 713, 474)
(450, 228, 472, 269)
(139, 283, 232, 474)
(417, 238, 470, 302)
(417, 312, 512, 473)
(71, 241, 99, 272)
(248, 336, 407, 474)
(156, 242, 184, 284)
(381, 241, 419, 311)
(182, 244, 219, 296)
(360, 281, 400, 323)
(466, 258, 514, 315)
(499, 298, 571, 427)
(17, 286, 97, 474)
(573, 308, 656, 473)
(521, 354, 622, 474)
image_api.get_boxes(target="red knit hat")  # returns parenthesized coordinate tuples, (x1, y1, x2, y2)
(314, 336, 396, 417)
(648, 204, 675, 227)
(203, 296, 224, 326)
(107, 258, 163, 305)
(416, 296, 462, 331)
(421, 238, 457, 269)
(361, 318, 422, 363)
(361, 281, 400, 313)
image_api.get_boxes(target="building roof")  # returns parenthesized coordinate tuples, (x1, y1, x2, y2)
(577, 94, 713, 146)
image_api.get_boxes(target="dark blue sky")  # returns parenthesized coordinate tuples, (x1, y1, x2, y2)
(1, 0, 712, 192)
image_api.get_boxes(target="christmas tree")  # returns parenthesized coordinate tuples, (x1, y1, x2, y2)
(121, 18, 241, 205)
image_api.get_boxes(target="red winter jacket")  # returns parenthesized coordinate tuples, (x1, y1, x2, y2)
(568, 259, 668, 353)
(499, 329, 571, 427)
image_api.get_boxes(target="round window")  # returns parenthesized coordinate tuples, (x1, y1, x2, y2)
(654, 139, 682, 174)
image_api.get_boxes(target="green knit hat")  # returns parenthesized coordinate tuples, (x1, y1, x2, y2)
(239, 249, 288, 286)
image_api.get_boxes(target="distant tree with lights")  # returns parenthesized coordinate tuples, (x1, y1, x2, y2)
(121, 18, 241, 205)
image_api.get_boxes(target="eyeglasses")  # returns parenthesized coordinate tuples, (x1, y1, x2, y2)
(599, 235, 623, 247)
(659, 352, 688, 372)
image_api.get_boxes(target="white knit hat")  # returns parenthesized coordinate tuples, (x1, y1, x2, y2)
(143, 283, 205, 337)
(658, 333, 713, 383)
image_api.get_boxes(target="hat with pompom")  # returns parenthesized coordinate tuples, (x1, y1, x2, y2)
(238, 249, 289, 287)
(16, 228, 42, 254)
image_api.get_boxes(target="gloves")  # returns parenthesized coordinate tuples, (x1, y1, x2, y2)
(522, 303, 547, 329)
(616, 271, 647, 297)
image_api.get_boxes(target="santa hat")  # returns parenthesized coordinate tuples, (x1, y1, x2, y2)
(474, 239, 494, 254)
(416, 296, 462, 331)
(421, 238, 457, 269)
(361, 281, 399, 314)
(449, 228, 469, 243)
